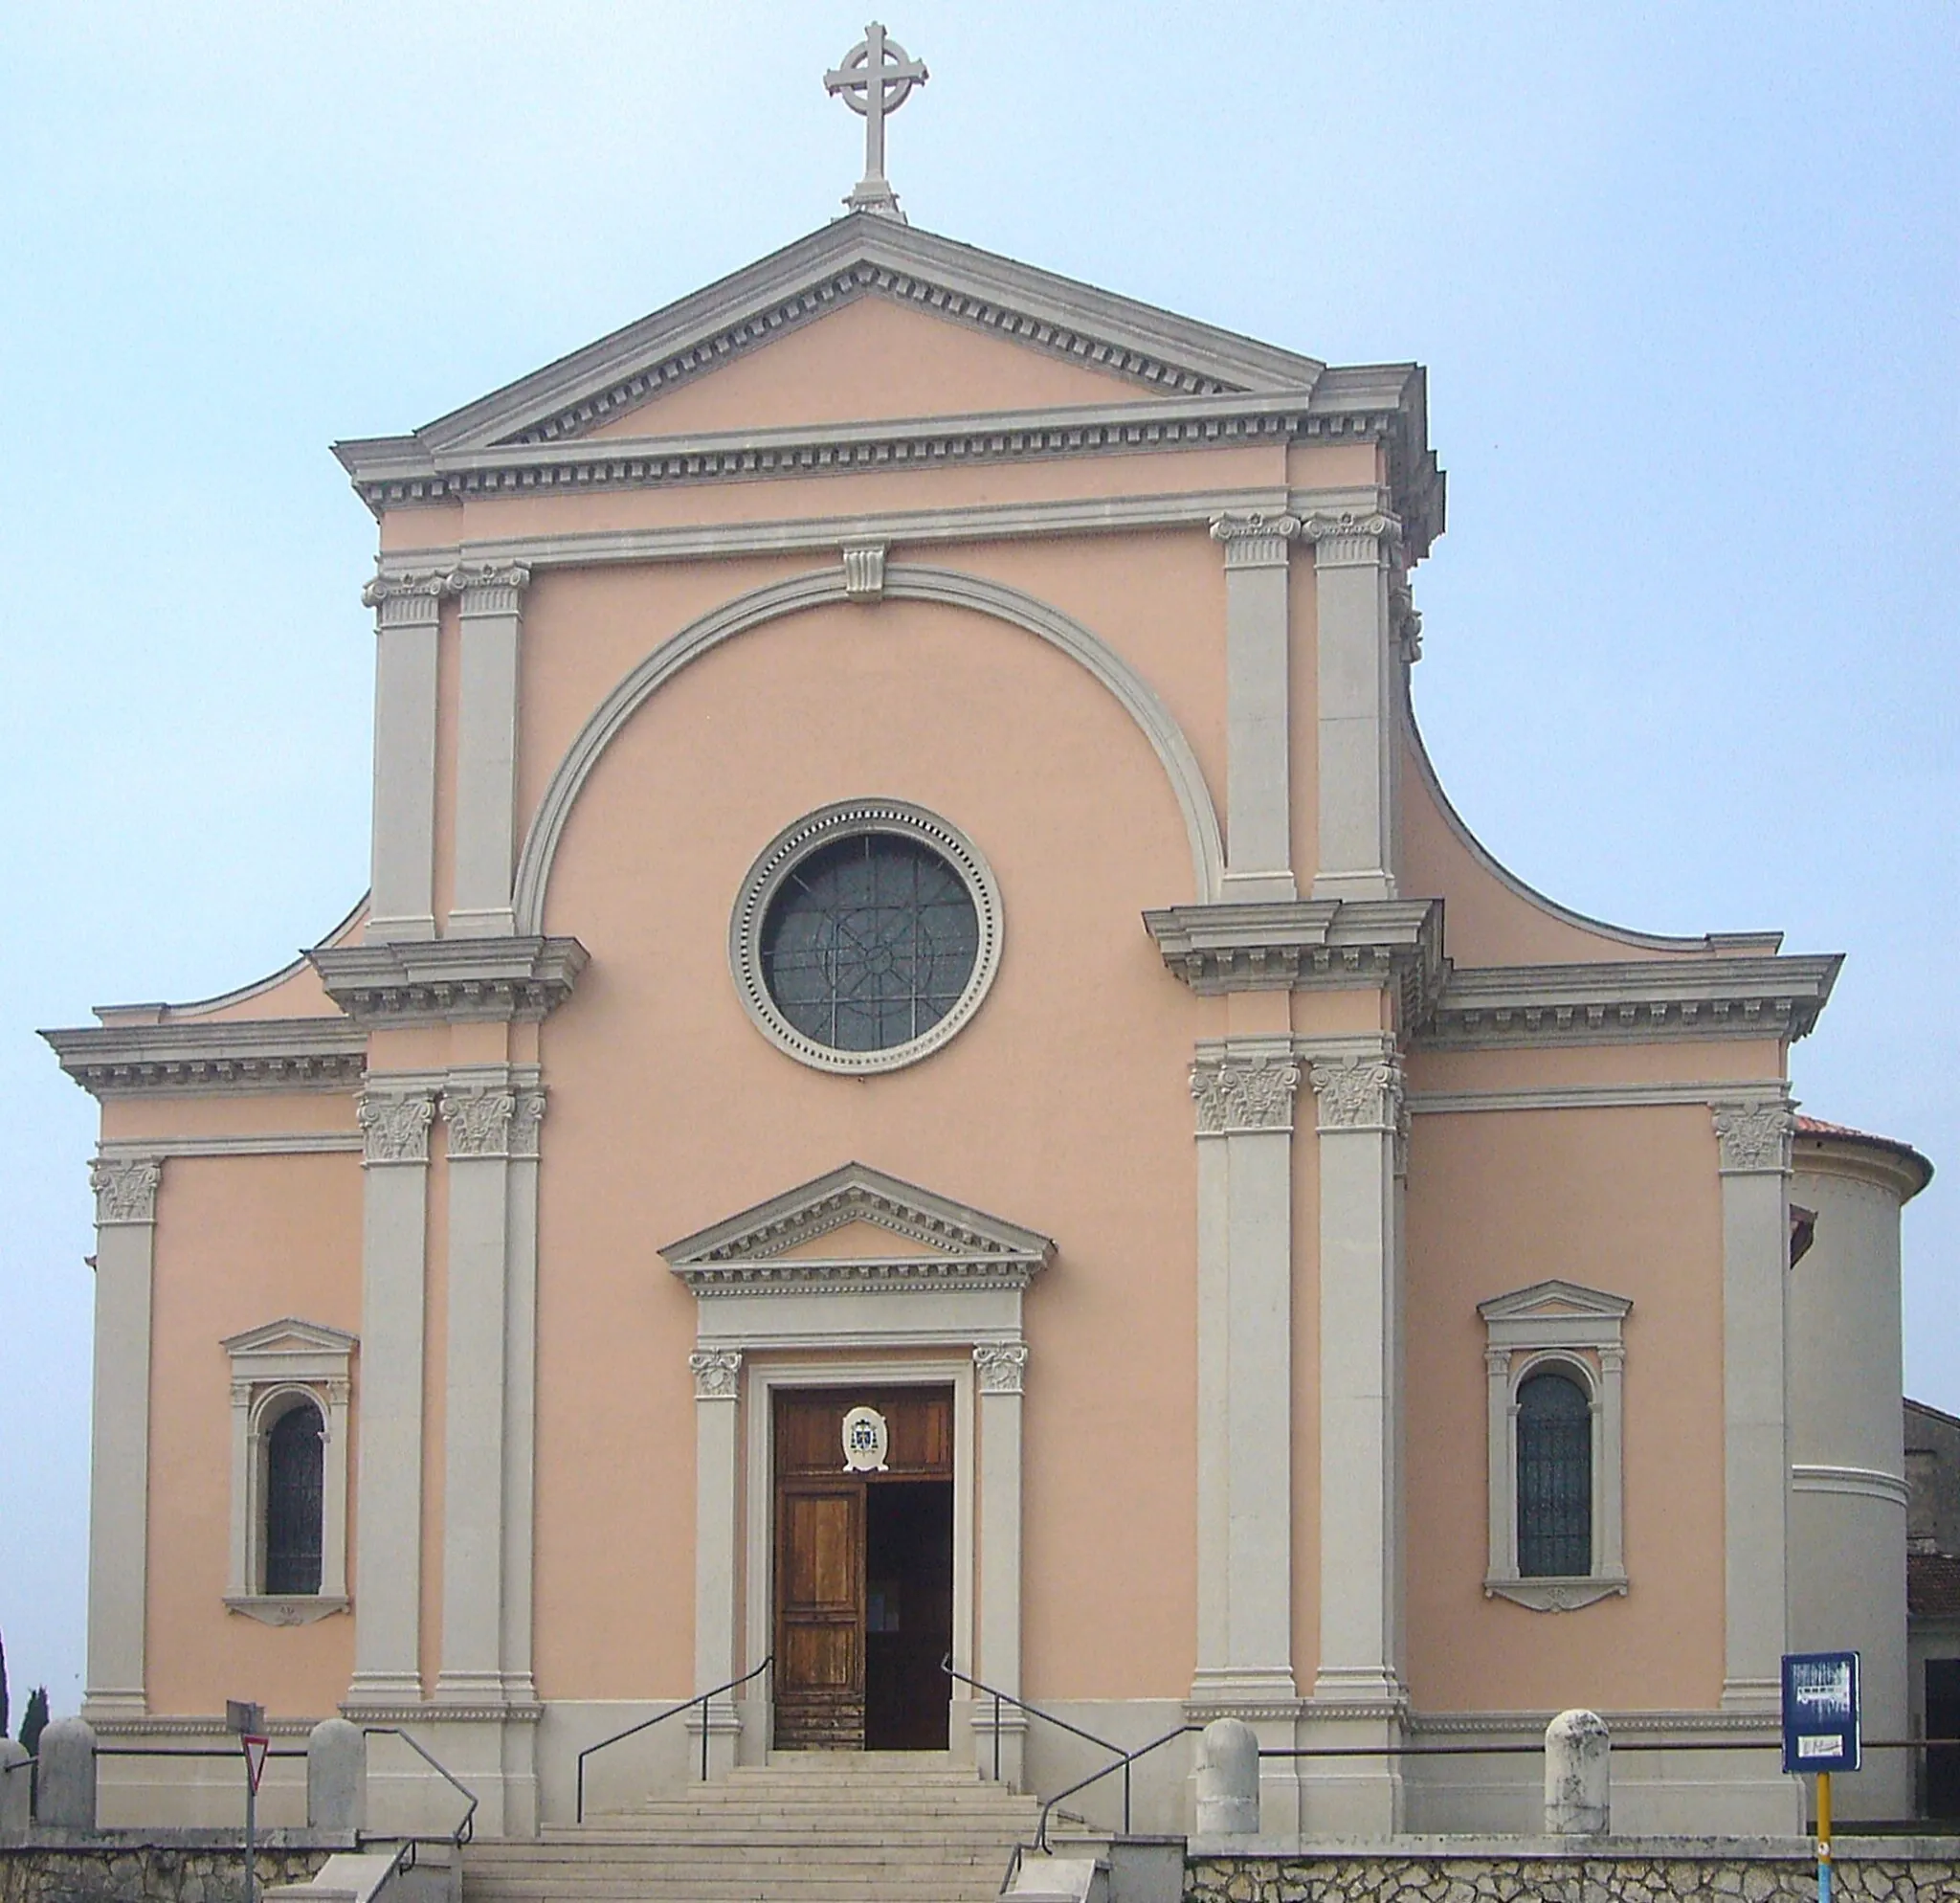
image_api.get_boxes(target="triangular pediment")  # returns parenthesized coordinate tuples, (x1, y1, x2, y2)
(662, 1160, 1054, 1296)
(1477, 1280, 1632, 1325)
(220, 1317, 359, 1356)
(345, 216, 1324, 466)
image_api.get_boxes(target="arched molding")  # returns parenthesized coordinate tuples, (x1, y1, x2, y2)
(1509, 1350, 1599, 1408)
(512, 565, 1224, 931)
(248, 1383, 328, 1439)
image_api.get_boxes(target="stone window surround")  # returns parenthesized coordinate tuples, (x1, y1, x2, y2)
(220, 1319, 356, 1624)
(728, 797, 1004, 1076)
(1479, 1282, 1631, 1612)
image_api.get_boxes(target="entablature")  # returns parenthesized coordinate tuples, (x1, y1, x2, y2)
(308, 935, 589, 1027)
(43, 1017, 367, 1098)
(1144, 898, 1445, 1026)
(1420, 952, 1841, 1050)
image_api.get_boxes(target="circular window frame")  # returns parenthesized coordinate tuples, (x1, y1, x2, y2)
(729, 799, 1004, 1075)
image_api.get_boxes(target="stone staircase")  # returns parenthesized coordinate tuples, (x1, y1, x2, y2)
(463, 1757, 1044, 1903)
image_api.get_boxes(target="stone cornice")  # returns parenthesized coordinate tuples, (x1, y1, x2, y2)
(1419, 953, 1840, 1050)
(308, 935, 589, 1027)
(44, 1018, 368, 1099)
(1143, 898, 1445, 1027)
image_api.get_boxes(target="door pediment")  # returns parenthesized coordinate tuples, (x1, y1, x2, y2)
(661, 1161, 1054, 1296)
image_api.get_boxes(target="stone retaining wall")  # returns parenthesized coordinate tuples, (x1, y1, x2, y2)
(1186, 1844, 1960, 1902)
(0, 1836, 340, 1903)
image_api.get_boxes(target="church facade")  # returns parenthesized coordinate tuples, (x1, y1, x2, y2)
(47, 203, 1931, 1841)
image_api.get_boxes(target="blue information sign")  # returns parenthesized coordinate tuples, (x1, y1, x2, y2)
(1782, 1650, 1861, 1775)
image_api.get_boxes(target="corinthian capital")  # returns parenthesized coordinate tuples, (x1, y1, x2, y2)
(1209, 511, 1302, 571)
(1300, 509, 1401, 570)
(1712, 1099, 1795, 1174)
(1308, 1054, 1405, 1133)
(357, 1088, 436, 1166)
(1192, 1047, 1303, 1135)
(690, 1348, 742, 1400)
(442, 1087, 517, 1159)
(91, 1157, 162, 1225)
(973, 1341, 1029, 1395)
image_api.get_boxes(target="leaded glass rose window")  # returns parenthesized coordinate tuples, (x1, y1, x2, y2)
(731, 801, 1002, 1074)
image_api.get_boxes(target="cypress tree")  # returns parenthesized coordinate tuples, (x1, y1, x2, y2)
(20, 1689, 49, 1758)
(0, 1628, 9, 1737)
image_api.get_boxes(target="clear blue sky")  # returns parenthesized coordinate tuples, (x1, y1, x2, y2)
(1, 3, 1953, 1716)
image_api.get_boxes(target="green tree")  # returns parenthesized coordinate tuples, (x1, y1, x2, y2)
(20, 1689, 49, 1758)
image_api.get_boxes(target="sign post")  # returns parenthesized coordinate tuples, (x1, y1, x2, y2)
(1782, 1652, 1860, 1903)
(226, 1700, 267, 1903)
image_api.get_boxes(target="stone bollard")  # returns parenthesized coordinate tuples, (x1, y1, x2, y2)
(1544, 1708, 1610, 1835)
(0, 1740, 30, 1833)
(307, 1717, 367, 1832)
(1194, 1717, 1259, 1838)
(36, 1717, 98, 1829)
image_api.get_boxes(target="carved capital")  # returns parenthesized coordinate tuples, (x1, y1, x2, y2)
(842, 542, 887, 601)
(973, 1341, 1029, 1395)
(357, 1089, 436, 1166)
(442, 1087, 516, 1159)
(1192, 1049, 1302, 1135)
(690, 1348, 742, 1400)
(1301, 509, 1400, 571)
(449, 562, 531, 616)
(1309, 1054, 1406, 1133)
(91, 1156, 162, 1225)
(361, 570, 448, 628)
(1712, 1100, 1795, 1174)
(1209, 510, 1301, 571)
(509, 1090, 546, 1161)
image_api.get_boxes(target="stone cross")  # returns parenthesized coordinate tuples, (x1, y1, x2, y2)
(825, 22, 927, 219)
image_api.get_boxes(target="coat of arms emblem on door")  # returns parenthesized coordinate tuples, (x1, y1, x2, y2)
(840, 1405, 890, 1472)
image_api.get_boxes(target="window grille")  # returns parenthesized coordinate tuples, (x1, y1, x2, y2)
(1516, 1370, 1592, 1578)
(264, 1402, 325, 1595)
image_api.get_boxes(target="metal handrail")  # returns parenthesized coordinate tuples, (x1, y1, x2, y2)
(940, 1659, 1192, 1849)
(1036, 1722, 1198, 1850)
(361, 1726, 479, 1847)
(575, 1657, 772, 1824)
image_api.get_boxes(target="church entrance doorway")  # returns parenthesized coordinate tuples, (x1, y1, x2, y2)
(773, 1386, 954, 1751)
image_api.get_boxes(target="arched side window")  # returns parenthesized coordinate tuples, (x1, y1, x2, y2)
(220, 1319, 355, 1623)
(263, 1399, 325, 1595)
(1478, 1281, 1631, 1612)
(1516, 1367, 1592, 1578)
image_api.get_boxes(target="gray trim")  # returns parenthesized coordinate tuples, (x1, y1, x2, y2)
(97, 1133, 364, 1158)
(512, 564, 1225, 928)
(1410, 1083, 1781, 1115)
(309, 935, 589, 1027)
(727, 798, 1004, 1076)
(1421, 955, 1841, 1049)
(44, 1018, 366, 1098)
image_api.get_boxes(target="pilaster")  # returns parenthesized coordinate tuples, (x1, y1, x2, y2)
(346, 1083, 436, 1705)
(1713, 1094, 1796, 1713)
(82, 1155, 162, 1720)
(449, 564, 531, 938)
(690, 1347, 744, 1780)
(362, 573, 444, 943)
(1210, 512, 1300, 902)
(974, 1341, 1029, 1791)
(1302, 505, 1400, 902)
(1303, 1039, 1408, 1834)
(1191, 1039, 1300, 1708)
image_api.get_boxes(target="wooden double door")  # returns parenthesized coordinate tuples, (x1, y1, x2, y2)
(774, 1386, 954, 1751)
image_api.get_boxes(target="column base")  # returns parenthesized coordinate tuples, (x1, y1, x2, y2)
(969, 1701, 1028, 1791)
(684, 1698, 743, 1782)
(1296, 1694, 1408, 1838)
(81, 1690, 146, 1722)
(1188, 1679, 1303, 1838)
(1720, 1676, 1782, 1714)
(1309, 872, 1396, 902)
(345, 1670, 425, 1705)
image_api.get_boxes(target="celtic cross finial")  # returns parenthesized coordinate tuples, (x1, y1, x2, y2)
(825, 22, 927, 221)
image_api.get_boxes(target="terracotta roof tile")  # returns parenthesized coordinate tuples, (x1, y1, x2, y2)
(1909, 1552, 1960, 1618)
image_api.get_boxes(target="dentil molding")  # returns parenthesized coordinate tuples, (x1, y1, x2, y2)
(310, 935, 589, 1027)
(44, 1018, 368, 1099)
